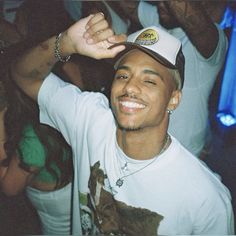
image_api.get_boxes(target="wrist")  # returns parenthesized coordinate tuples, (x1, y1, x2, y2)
(54, 32, 71, 62)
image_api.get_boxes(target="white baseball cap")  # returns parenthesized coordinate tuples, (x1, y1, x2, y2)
(111, 26, 185, 89)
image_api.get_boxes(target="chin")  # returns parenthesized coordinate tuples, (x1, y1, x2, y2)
(123, 126, 141, 132)
(117, 120, 142, 131)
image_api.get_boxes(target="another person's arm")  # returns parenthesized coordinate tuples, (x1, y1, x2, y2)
(0, 154, 37, 196)
(160, 1, 219, 58)
(11, 13, 126, 100)
(0, 126, 50, 196)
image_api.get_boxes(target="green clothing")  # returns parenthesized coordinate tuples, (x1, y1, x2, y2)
(18, 124, 69, 183)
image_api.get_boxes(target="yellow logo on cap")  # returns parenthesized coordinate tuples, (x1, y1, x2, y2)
(135, 29, 158, 45)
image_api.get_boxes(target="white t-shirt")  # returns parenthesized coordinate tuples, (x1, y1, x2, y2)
(138, 1, 228, 156)
(38, 73, 234, 235)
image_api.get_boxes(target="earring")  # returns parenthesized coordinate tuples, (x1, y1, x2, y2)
(167, 109, 173, 115)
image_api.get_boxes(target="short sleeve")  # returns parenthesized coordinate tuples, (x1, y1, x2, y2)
(18, 125, 46, 168)
(38, 73, 81, 145)
(192, 192, 234, 234)
(38, 72, 110, 148)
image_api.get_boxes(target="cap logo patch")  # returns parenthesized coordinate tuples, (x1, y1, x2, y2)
(135, 29, 158, 46)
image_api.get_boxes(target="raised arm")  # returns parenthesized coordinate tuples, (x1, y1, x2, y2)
(11, 13, 126, 100)
(161, 1, 219, 58)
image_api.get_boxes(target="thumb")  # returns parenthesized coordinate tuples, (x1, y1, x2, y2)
(108, 34, 127, 44)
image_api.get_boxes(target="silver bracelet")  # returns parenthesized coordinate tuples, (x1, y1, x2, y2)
(54, 33, 71, 62)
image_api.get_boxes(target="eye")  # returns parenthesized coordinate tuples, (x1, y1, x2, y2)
(144, 80, 156, 85)
(115, 74, 129, 80)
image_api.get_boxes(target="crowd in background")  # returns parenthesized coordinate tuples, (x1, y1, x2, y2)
(0, 0, 235, 235)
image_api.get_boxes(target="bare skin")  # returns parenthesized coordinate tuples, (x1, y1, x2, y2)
(156, 1, 219, 58)
(111, 50, 181, 160)
(11, 13, 126, 100)
(11, 13, 181, 163)
(0, 107, 35, 195)
(0, 106, 67, 195)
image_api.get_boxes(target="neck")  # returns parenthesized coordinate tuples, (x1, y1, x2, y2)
(117, 126, 169, 160)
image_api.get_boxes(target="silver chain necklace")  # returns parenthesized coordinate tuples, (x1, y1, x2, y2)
(116, 134, 171, 187)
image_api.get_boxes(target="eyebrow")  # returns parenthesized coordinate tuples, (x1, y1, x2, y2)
(116, 65, 164, 81)
(116, 65, 130, 71)
(143, 69, 163, 80)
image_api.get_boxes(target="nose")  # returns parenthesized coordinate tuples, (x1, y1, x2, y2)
(123, 76, 141, 96)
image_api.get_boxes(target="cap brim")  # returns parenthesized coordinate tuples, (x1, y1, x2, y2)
(109, 42, 177, 70)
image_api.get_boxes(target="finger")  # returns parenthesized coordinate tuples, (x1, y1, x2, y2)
(107, 34, 127, 44)
(96, 45, 126, 59)
(85, 19, 110, 39)
(87, 28, 114, 44)
(85, 12, 105, 30)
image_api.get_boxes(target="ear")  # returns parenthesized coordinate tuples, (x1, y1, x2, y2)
(167, 90, 182, 111)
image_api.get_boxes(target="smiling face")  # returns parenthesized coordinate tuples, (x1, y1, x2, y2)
(111, 49, 181, 132)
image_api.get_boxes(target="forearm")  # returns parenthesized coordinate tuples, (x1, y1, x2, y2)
(11, 36, 57, 100)
(11, 13, 126, 100)
(0, 156, 34, 196)
(165, 1, 218, 58)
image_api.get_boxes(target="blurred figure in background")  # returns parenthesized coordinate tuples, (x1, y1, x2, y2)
(0, 72, 41, 236)
(0, 5, 73, 233)
(64, 0, 130, 35)
(0, 2, 40, 234)
(0, 69, 73, 234)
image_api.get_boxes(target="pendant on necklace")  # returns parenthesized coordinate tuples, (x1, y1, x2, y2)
(121, 162, 128, 171)
(116, 178, 124, 187)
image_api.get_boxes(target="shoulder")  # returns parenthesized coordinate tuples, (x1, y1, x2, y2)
(181, 24, 228, 64)
(168, 137, 228, 195)
(38, 72, 109, 111)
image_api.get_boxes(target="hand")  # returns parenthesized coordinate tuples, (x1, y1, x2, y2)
(62, 13, 127, 59)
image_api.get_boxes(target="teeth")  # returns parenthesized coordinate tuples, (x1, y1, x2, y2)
(120, 101, 145, 109)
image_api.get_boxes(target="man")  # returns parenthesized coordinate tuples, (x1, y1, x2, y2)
(136, 1, 228, 157)
(11, 13, 234, 235)
(64, 1, 228, 157)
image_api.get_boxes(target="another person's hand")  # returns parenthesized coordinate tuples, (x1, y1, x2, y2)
(61, 13, 127, 59)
